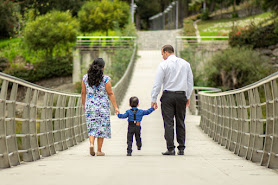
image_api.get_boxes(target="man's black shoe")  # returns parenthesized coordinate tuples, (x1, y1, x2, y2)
(127, 153, 132, 156)
(177, 150, 184, 155)
(162, 150, 175, 155)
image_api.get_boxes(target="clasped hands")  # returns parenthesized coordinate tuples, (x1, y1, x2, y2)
(115, 108, 120, 115)
(151, 102, 158, 109)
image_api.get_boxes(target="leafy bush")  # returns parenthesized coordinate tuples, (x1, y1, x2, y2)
(3, 56, 72, 82)
(229, 22, 278, 48)
(203, 47, 274, 90)
(0, 0, 19, 38)
(24, 10, 79, 58)
(182, 18, 196, 36)
(122, 20, 138, 37)
(0, 38, 20, 50)
(180, 46, 204, 86)
(0, 38, 47, 64)
(201, 10, 210, 21)
(78, 0, 130, 35)
(109, 48, 134, 86)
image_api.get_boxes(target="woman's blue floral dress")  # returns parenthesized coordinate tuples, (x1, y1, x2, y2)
(83, 74, 111, 138)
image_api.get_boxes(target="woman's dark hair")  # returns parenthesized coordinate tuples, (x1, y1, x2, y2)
(87, 58, 105, 87)
(129, 96, 139, 107)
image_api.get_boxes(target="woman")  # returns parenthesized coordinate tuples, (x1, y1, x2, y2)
(81, 58, 119, 156)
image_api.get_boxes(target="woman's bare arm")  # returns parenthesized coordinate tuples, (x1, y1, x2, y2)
(105, 81, 119, 114)
(81, 81, 86, 110)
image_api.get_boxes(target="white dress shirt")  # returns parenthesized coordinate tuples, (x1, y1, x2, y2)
(151, 54, 194, 103)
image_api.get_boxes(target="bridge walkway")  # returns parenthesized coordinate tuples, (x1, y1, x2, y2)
(0, 51, 278, 185)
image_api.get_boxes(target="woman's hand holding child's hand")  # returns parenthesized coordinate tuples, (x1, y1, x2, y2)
(115, 108, 120, 115)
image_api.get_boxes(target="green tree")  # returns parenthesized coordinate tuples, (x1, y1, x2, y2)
(261, 0, 278, 14)
(0, 0, 20, 38)
(17, 0, 86, 16)
(24, 10, 79, 58)
(203, 47, 273, 90)
(78, 0, 130, 35)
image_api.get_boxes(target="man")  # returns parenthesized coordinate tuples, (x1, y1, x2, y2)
(151, 45, 193, 155)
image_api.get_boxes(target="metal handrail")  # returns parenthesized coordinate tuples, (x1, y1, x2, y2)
(198, 71, 278, 169)
(176, 36, 229, 39)
(0, 72, 80, 97)
(0, 72, 86, 169)
(199, 71, 278, 96)
(77, 36, 137, 39)
(0, 43, 137, 169)
(76, 36, 137, 50)
(189, 87, 221, 115)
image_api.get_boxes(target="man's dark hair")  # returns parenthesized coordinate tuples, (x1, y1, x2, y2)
(162, 45, 174, 53)
(129, 96, 139, 107)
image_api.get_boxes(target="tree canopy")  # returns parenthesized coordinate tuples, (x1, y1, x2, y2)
(24, 10, 79, 58)
(78, 0, 130, 34)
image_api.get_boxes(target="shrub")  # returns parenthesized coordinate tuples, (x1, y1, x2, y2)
(109, 48, 133, 86)
(24, 10, 79, 58)
(180, 46, 203, 86)
(229, 23, 278, 48)
(122, 20, 138, 37)
(203, 47, 274, 90)
(4, 56, 72, 82)
(182, 18, 196, 36)
(78, 0, 130, 35)
(201, 10, 210, 21)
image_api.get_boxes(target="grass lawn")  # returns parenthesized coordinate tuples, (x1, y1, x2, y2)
(197, 12, 275, 36)
(0, 38, 21, 50)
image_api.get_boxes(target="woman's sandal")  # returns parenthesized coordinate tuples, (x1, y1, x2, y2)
(90, 146, 95, 156)
(96, 151, 105, 156)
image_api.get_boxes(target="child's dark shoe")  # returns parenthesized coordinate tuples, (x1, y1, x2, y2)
(127, 153, 132, 156)
(137, 146, 141, 150)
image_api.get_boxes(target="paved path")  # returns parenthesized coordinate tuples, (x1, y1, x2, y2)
(1, 50, 278, 185)
(137, 30, 181, 50)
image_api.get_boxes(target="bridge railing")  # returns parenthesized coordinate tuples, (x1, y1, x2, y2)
(175, 36, 229, 57)
(76, 36, 137, 51)
(0, 72, 87, 169)
(0, 41, 137, 169)
(198, 71, 278, 169)
(189, 87, 221, 115)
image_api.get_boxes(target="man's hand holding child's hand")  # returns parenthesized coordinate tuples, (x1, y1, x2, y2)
(151, 102, 158, 109)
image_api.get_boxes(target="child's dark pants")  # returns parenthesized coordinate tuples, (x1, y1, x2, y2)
(127, 122, 142, 153)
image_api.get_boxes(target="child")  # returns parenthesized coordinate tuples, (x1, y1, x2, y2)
(117, 96, 155, 156)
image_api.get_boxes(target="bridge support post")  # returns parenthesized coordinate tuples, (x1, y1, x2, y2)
(6, 83, 21, 166)
(0, 80, 11, 168)
(268, 80, 278, 168)
(73, 49, 81, 83)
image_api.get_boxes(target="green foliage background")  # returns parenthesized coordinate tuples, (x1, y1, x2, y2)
(24, 10, 79, 58)
(78, 0, 129, 35)
(203, 47, 274, 90)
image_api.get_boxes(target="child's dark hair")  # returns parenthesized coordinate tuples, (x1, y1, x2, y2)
(129, 96, 139, 107)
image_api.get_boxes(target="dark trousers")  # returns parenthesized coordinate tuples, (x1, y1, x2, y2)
(127, 122, 142, 153)
(160, 91, 187, 151)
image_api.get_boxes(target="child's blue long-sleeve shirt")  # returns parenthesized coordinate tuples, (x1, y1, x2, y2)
(117, 107, 155, 122)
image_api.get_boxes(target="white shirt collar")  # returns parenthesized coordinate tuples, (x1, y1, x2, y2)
(165, 54, 176, 60)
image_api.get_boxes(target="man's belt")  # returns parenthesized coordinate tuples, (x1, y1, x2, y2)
(164, 90, 185, 94)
